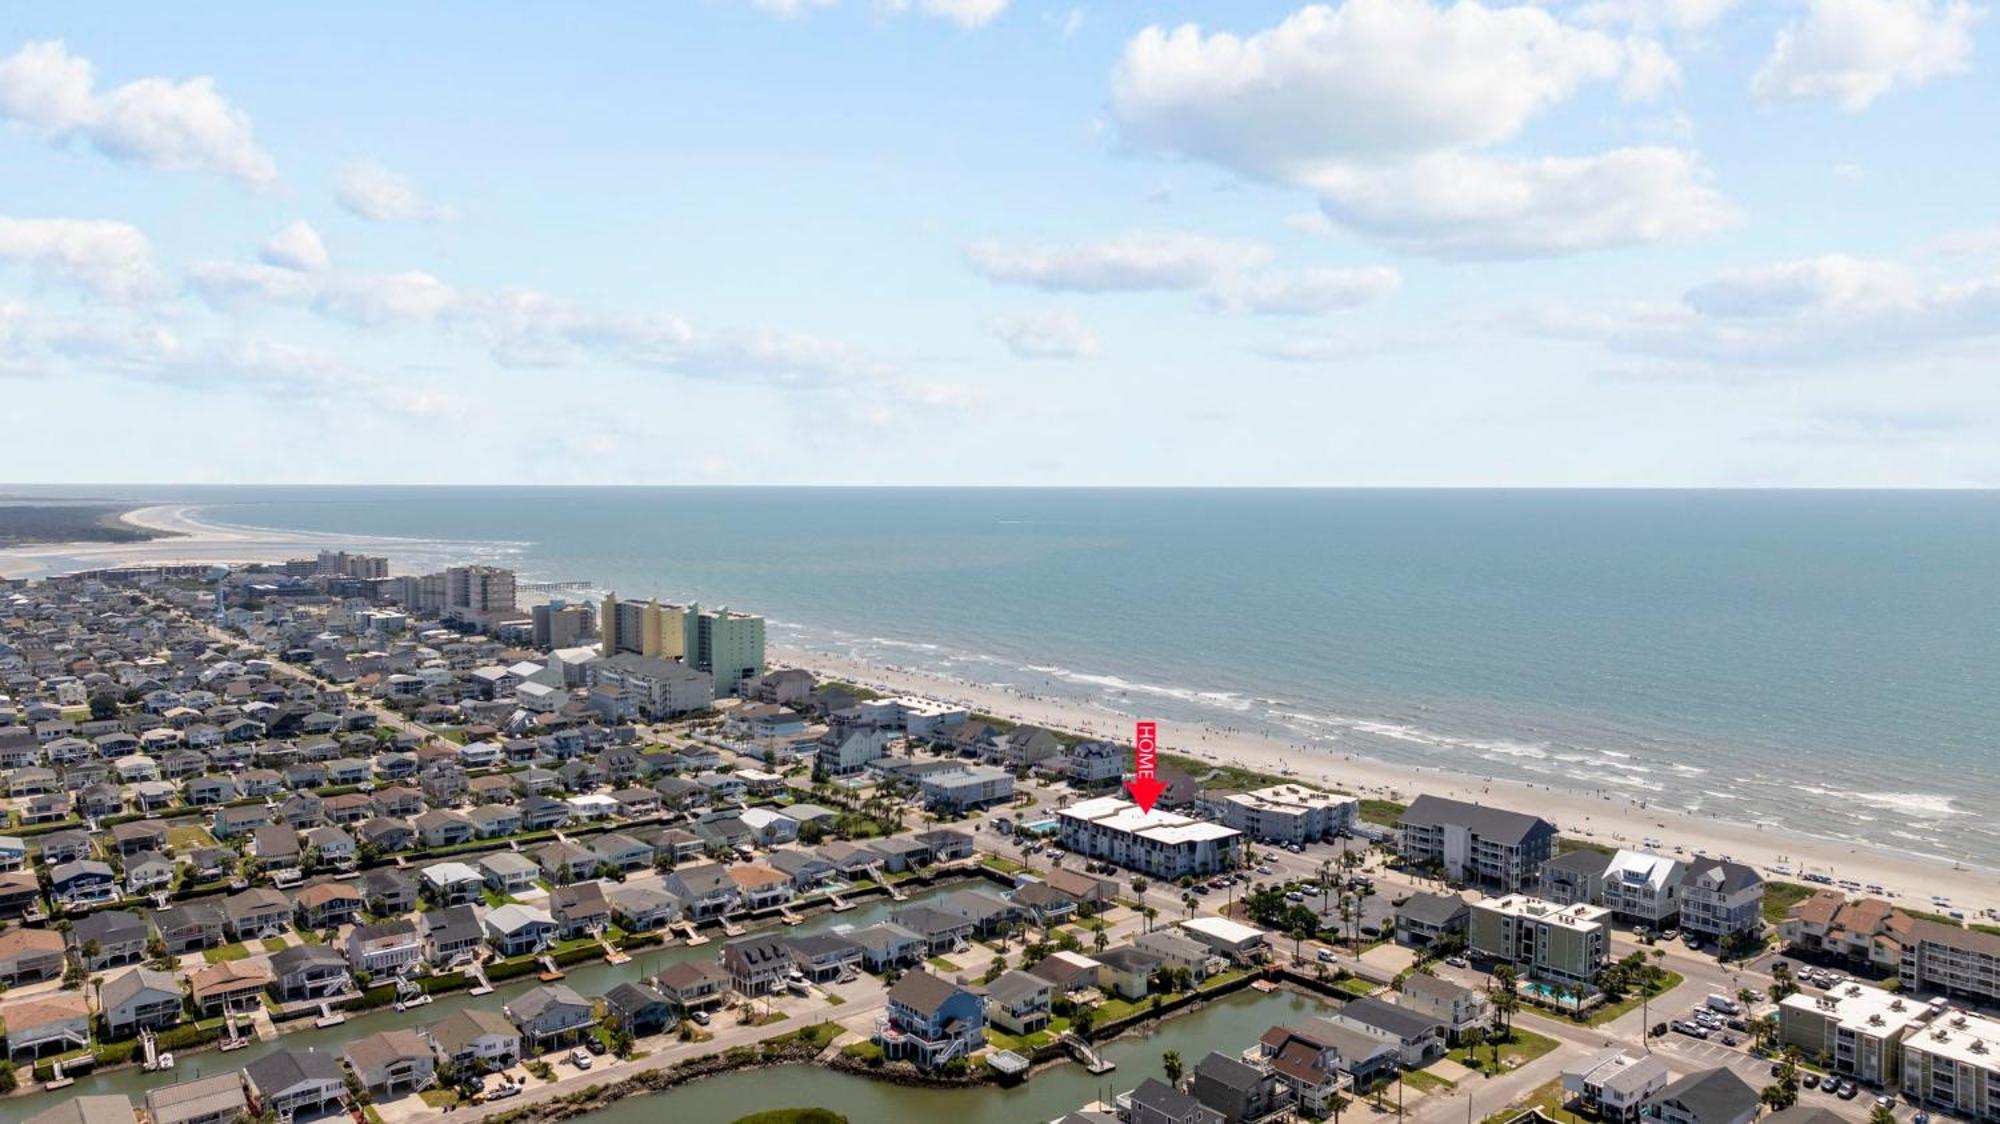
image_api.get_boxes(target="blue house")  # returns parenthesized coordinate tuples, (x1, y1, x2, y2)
(875, 970, 985, 1069)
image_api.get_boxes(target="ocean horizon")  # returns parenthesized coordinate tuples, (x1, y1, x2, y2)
(16, 484, 2000, 869)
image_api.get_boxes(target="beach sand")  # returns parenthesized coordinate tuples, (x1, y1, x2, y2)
(771, 643, 2000, 917)
(7, 504, 1986, 915)
(0, 504, 448, 579)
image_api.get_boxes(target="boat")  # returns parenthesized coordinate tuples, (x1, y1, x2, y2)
(155, 1052, 175, 1070)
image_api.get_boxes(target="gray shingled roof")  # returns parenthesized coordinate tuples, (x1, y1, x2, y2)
(1654, 1066, 1759, 1124)
(1400, 794, 1554, 844)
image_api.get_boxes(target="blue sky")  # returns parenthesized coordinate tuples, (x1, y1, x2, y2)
(2, 0, 1997, 486)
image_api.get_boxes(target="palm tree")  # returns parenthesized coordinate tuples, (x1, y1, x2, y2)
(1162, 1049, 1185, 1087)
(1490, 966, 1520, 1036)
(1290, 923, 1312, 966)
(1459, 1026, 1486, 1067)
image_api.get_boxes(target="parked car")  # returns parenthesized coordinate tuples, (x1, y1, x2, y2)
(585, 1035, 607, 1054)
(1802, 1073, 1820, 1089)
(1316, 948, 1336, 963)
(691, 1009, 711, 1026)
(1838, 1082, 1858, 1100)
(570, 1047, 594, 1069)
(1444, 956, 1468, 968)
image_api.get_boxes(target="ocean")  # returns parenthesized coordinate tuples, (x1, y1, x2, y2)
(20, 485, 2000, 868)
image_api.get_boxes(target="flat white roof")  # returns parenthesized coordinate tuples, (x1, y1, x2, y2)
(1478, 893, 1611, 931)
(1907, 1008, 2000, 1070)
(1180, 916, 1267, 945)
(1782, 982, 1930, 1036)
(1225, 784, 1356, 813)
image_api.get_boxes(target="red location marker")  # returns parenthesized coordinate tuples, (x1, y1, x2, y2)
(1127, 720, 1165, 813)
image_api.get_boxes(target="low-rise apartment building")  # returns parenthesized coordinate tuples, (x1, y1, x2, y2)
(1056, 795, 1243, 880)
(1396, 795, 1556, 892)
(1217, 784, 1357, 844)
(1468, 894, 1610, 988)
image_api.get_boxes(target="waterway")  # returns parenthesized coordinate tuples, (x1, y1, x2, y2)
(4, 882, 973, 1117)
(582, 988, 1341, 1124)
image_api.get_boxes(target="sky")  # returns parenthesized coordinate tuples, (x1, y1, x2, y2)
(1, 0, 1998, 487)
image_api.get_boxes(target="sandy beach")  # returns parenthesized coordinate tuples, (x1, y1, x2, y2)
(0, 504, 457, 579)
(770, 643, 2000, 917)
(7, 502, 1988, 916)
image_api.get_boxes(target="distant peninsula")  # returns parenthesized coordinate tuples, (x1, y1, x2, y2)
(0, 500, 179, 546)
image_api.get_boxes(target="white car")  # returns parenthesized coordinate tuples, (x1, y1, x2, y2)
(569, 1047, 593, 1069)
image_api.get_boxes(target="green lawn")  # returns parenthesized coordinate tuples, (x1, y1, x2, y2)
(1448, 1027, 1560, 1076)
(1402, 1068, 1456, 1094)
(418, 1090, 461, 1108)
(980, 855, 1025, 875)
(928, 955, 958, 970)
(985, 1015, 1071, 1053)
(167, 823, 217, 850)
(261, 937, 290, 953)
(202, 942, 251, 963)
(1482, 1077, 1588, 1124)
(1333, 976, 1377, 997)
(1763, 881, 1816, 925)
(1358, 799, 1408, 827)
(1583, 971, 1684, 1027)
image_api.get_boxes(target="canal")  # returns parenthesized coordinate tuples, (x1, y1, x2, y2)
(580, 987, 1342, 1124)
(4, 881, 976, 1117)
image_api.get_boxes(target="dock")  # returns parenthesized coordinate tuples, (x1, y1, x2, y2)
(219, 1011, 250, 1052)
(597, 934, 631, 964)
(1062, 1033, 1115, 1075)
(537, 954, 566, 981)
(779, 906, 803, 926)
(467, 960, 495, 996)
(673, 921, 709, 947)
(718, 915, 746, 938)
(826, 892, 854, 913)
(314, 1000, 348, 1027)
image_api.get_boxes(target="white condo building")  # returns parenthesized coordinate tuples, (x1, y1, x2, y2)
(1217, 784, 1357, 844)
(1055, 796, 1242, 880)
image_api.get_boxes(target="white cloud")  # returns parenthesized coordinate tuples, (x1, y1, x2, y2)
(1112, 1, 1647, 177)
(1283, 211, 1337, 237)
(178, 250, 917, 393)
(907, 0, 1010, 28)
(185, 260, 320, 307)
(964, 231, 1269, 292)
(1310, 148, 1736, 258)
(0, 215, 156, 299)
(1753, 0, 1979, 110)
(1528, 251, 2000, 368)
(259, 221, 329, 272)
(750, 0, 1006, 25)
(335, 162, 460, 223)
(0, 40, 276, 187)
(1110, 2, 1723, 259)
(990, 308, 1101, 358)
(1682, 254, 1918, 317)
(1205, 265, 1401, 314)
(749, 0, 838, 13)
(1569, 0, 1744, 32)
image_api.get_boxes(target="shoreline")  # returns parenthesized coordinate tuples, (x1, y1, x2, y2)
(769, 643, 2000, 915)
(7, 503, 1991, 913)
(0, 502, 482, 579)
